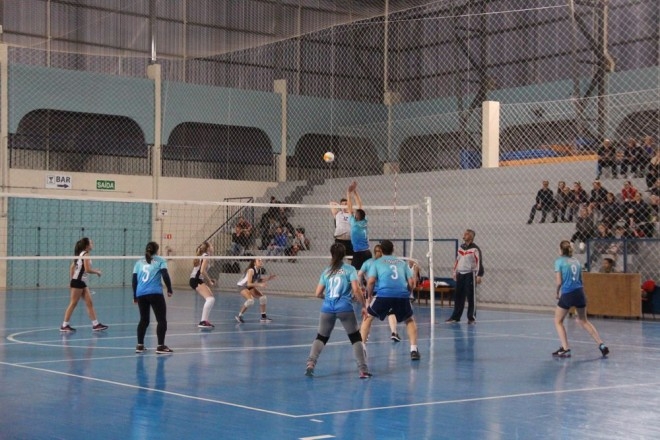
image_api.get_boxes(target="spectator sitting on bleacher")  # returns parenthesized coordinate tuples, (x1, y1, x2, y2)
(645, 147, 660, 190)
(621, 179, 638, 203)
(568, 181, 589, 222)
(600, 192, 623, 229)
(527, 180, 554, 224)
(570, 205, 595, 247)
(626, 191, 655, 235)
(552, 181, 569, 223)
(266, 226, 288, 256)
(230, 216, 253, 256)
(596, 139, 618, 179)
(589, 180, 609, 215)
(647, 178, 660, 216)
(620, 137, 646, 178)
(599, 257, 616, 273)
(285, 227, 310, 262)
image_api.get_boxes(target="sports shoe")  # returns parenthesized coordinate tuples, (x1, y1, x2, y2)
(260, 315, 273, 323)
(305, 367, 314, 377)
(410, 350, 421, 361)
(135, 344, 146, 353)
(391, 332, 401, 342)
(552, 347, 571, 358)
(92, 323, 109, 332)
(156, 345, 174, 354)
(599, 343, 610, 357)
(198, 320, 215, 329)
(445, 318, 459, 324)
(235, 315, 245, 324)
(359, 371, 373, 379)
(60, 325, 76, 333)
(468, 319, 476, 325)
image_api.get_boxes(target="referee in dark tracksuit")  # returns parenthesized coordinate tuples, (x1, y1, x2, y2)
(446, 229, 484, 324)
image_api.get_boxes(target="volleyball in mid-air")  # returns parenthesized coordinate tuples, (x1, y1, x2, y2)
(323, 151, 335, 163)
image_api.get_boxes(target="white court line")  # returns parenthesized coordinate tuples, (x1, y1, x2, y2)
(299, 435, 335, 439)
(293, 381, 660, 418)
(0, 360, 298, 418)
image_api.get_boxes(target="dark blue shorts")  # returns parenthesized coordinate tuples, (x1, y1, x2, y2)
(367, 297, 413, 323)
(557, 288, 587, 310)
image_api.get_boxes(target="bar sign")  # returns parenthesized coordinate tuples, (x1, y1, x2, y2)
(96, 179, 116, 191)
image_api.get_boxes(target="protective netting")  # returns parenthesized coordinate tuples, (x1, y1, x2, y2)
(0, 1, 658, 309)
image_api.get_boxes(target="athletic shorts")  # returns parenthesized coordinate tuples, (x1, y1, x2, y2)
(70, 279, 87, 289)
(351, 249, 372, 270)
(367, 297, 413, 323)
(557, 288, 587, 310)
(189, 278, 204, 289)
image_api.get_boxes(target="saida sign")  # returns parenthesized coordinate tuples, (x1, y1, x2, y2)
(96, 179, 116, 191)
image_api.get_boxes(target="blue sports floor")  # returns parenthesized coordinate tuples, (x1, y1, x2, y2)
(1, 288, 659, 439)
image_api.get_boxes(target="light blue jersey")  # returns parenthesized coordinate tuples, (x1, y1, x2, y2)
(349, 216, 369, 252)
(318, 263, 358, 314)
(554, 256, 583, 294)
(367, 254, 412, 298)
(359, 257, 377, 291)
(133, 255, 168, 297)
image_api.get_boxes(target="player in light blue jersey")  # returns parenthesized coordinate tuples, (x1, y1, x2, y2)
(305, 243, 371, 378)
(358, 244, 401, 342)
(347, 181, 371, 271)
(132, 241, 174, 354)
(553, 240, 609, 358)
(361, 240, 421, 361)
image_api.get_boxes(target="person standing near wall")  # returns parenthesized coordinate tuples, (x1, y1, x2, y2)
(446, 229, 484, 324)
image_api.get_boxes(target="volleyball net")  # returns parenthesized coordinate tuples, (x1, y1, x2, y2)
(0, 192, 438, 300)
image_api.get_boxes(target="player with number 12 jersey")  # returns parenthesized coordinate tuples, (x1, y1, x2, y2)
(318, 263, 358, 313)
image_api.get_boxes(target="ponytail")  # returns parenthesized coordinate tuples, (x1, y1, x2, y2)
(328, 243, 346, 276)
(145, 241, 159, 264)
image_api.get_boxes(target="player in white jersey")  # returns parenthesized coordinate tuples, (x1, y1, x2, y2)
(235, 258, 276, 323)
(330, 191, 353, 256)
(60, 237, 107, 332)
(190, 241, 216, 329)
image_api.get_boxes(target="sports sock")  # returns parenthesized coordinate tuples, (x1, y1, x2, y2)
(410, 345, 418, 352)
(92, 320, 99, 326)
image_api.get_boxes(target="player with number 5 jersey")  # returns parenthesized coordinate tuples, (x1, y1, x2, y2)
(132, 241, 174, 354)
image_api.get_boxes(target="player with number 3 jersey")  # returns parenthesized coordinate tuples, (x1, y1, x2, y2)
(361, 239, 421, 361)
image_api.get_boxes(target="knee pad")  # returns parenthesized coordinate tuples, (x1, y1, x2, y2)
(244, 298, 255, 308)
(259, 295, 267, 305)
(348, 330, 362, 345)
(206, 296, 215, 306)
(315, 333, 330, 345)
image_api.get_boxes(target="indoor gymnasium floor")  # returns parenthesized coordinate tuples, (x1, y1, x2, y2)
(1, 287, 659, 439)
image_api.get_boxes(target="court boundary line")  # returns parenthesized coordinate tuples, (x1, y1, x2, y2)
(0, 360, 298, 418)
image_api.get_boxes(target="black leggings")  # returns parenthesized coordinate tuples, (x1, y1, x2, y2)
(137, 294, 167, 346)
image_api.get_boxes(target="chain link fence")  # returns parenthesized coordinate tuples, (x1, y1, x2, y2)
(1, 1, 658, 305)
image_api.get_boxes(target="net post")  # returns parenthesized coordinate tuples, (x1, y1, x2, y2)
(425, 197, 435, 327)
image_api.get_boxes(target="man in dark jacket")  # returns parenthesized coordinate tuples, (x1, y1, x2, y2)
(527, 180, 555, 224)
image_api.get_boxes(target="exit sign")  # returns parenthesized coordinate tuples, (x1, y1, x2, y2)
(96, 179, 116, 191)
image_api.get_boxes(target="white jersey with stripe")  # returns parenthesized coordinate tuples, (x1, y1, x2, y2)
(72, 250, 89, 282)
(237, 267, 265, 287)
(190, 253, 208, 282)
